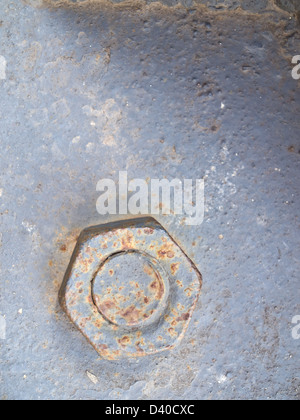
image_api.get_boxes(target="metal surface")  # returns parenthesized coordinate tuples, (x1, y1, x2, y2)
(0, 0, 300, 400)
(60, 218, 201, 359)
(275, 0, 300, 13)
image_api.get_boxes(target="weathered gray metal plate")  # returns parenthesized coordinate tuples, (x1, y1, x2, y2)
(0, 0, 300, 400)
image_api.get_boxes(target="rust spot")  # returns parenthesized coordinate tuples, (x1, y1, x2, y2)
(149, 277, 164, 300)
(144, 297, 149, 304)
(79, 317, 91, 329)
(150, 280, 158, 290)
(93, 333, 102, 342)
(76, 256, 93, 274)
(144, 228, 154, 235)
(144, 263, 154, 276)
(288, 145, 295, 153)
(177, 303, 185, 311)
(118, 335, 131, 348)
(94, 319, 103, 328)
(118, 305, 142, 325)
(171, 263, 180, 275)
(98, 299, 116, 316)
(86, 295, 93, 305)
(121, 231, 134, 249)
(149, 279, 164, 300)
(171, 308, 179, 316)
(109, 269, 114, 276)
(185, 287, 193, 297)
(177, 313, 190, 322)
(68, 298, 77, 307)
(157, 243, 175, 259)
(136, 345, 145, 353)
(168, 328, 177, 338)
(98, 344, 108, 351)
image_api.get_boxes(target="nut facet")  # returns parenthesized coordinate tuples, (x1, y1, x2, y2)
(59, 217, 202, 360)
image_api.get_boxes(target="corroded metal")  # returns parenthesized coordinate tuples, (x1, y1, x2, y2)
(59, 217, 202, 360)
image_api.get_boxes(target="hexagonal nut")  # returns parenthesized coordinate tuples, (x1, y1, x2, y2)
(59, 217, 202, 360)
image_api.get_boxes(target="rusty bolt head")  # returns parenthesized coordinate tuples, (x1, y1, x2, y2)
(59, 217, 202, 360)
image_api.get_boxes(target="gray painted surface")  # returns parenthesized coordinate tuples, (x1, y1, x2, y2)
(275, 0, 300, 13)
(0, 0, 300, 400)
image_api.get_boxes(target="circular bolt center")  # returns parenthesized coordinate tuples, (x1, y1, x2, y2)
(92, 252, 167, 327)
